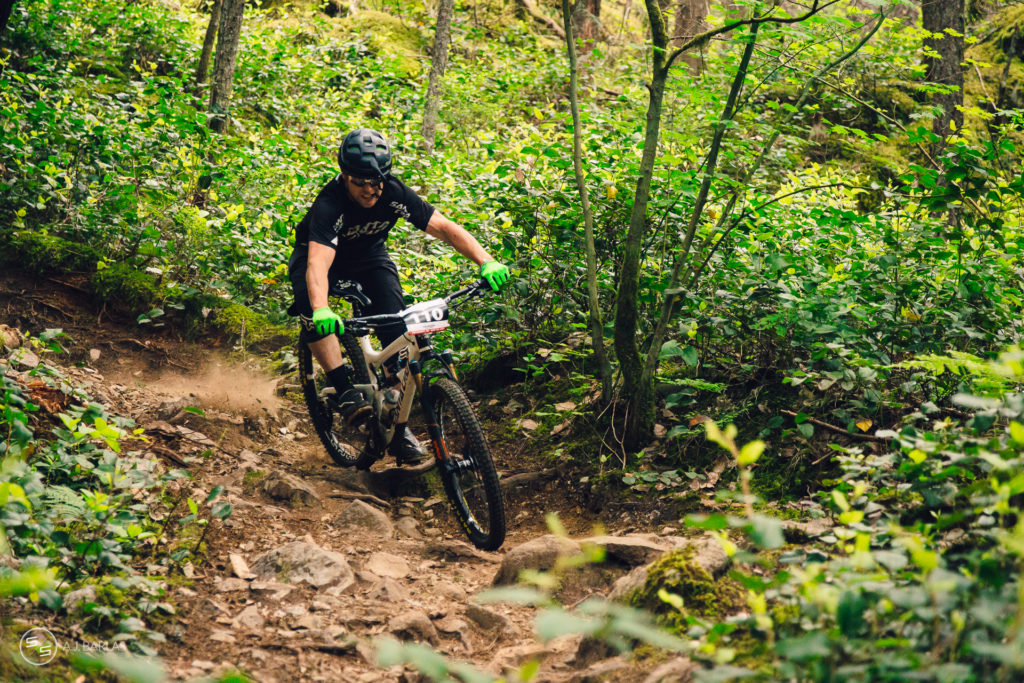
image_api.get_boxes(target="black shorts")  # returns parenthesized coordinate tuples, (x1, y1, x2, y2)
(288, 250, 406, 347)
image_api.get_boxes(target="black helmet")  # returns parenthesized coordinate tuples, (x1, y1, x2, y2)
(338, 128, 392, 179)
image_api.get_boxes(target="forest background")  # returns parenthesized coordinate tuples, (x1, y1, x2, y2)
(4, 0, 1024, 680)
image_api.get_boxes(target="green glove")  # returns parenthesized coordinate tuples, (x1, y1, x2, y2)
(479, 261, 510, 292)
(312, 307, 343, 337)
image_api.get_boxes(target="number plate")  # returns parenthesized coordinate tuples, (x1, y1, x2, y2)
(400, 298, 450, 335)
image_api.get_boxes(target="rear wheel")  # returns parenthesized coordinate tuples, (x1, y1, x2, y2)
(298, 332, 371, 467)
(428, 378, 505, 550)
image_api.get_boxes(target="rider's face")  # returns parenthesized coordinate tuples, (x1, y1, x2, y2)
(343, 173, 383, 208)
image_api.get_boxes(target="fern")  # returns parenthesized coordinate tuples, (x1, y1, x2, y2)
(894, 351, 1010, 397)
(40, 485, 87, 521)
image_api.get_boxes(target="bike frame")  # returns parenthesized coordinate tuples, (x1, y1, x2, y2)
(350, 332, 427, 448)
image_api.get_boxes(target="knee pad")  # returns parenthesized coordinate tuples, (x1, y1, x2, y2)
(298, 314, 331, 344)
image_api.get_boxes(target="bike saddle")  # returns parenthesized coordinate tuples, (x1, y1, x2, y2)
(329, 280, 372, 307)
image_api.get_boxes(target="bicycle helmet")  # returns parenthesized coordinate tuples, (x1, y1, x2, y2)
(338, 128, 392, 179)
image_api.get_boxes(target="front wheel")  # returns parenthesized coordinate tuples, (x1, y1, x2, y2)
(298, 332, 371, 467)
(427, 378, 506, 551)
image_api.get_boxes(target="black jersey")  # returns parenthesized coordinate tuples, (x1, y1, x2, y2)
(294, 175, 435, 263)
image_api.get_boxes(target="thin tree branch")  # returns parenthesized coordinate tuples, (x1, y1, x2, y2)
(664, 0, 844, 71)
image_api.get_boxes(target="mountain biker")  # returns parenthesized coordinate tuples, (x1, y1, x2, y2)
(287, 128, 511, 465)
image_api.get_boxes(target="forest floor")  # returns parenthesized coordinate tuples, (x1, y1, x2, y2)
(1, 270, 714, 682)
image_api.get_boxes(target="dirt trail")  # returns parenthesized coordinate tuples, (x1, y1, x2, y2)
(1, 272, 694, 682)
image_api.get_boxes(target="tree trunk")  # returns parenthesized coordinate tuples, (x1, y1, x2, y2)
(572, 0, 601, 42)
(0, 0, 16, 41)
(614, 0, 672, 450)
(195, 0, 222, 87)
(208, 0, 246, 133)
(922, 0, 964, 141)
(421, 0, 455, 154)
(673, 0, 709, 73)
(562, 0, 612, 402)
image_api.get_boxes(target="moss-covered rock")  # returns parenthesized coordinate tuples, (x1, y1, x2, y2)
(628, 546, 743, 633)
(90, 262, 163, 314)
(210, 302, 293, 347)
(338, 10, 426, 79)
(0, 230, 102, 273)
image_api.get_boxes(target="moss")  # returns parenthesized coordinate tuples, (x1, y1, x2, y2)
(242, 469, 268, 497)
(210, 302, 293, 347)
(338, 10, 426, 79)
(0, 229, 102, 272)
(628, 546, 743, 633)
(90, 263, 163, 314)
(94, 582, 126, 608)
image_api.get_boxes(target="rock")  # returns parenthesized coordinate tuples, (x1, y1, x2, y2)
(250, 580, 294, 599)
(782, 517, 835, 543)
(369, 578, 409, 602)
(465, 603, 509, 631)
(336, 500, 394, 539)
(582, 534, 674, 566)
(0, 324, 21, 350)
(156, 397, 189, 421)
(688, 534, 729, 577)
(395, 516, 422, 539)
(570, 655, 631, 682)
(9, 347, 39, 370)
(388, 611, 438, 645)
(209, 630, 236, 644)
(251, 541, 355, 591)
(574, 637, 618, 669)
(643, 657, 696, 683)
(64, 585, 97, 612)
(230, 553, 256, 580)
(291, 613, 323, 630)
(427, 539, 499, 564)
(488, 644, 553, 674)
(365, 552, 410, 579)
(216, 578, 250, 593)
(263, 472, 320, 507)
(433, 615, 469, 635)
(233, 605, 265, 632)
(609, 534, 729, 603)
(609, 564, 648, 602)
(493, 535, 582, 585)
(435, 581, 467, 602)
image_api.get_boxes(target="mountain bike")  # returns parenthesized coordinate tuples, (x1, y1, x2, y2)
(297, 279, 506, 551)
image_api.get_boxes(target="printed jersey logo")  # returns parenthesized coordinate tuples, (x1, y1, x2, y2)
(389, 201, 411, 221)
(332, 216, 392, 240)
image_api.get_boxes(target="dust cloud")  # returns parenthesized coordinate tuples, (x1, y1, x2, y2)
(150, 360, 282, 418)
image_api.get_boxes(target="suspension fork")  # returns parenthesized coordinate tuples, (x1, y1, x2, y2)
(417, 372, 447, 461)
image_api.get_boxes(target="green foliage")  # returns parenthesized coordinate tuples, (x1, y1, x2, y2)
(0, 342, 219, 656)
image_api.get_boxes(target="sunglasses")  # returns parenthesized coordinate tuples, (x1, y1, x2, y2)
(349, 177, 383, 188)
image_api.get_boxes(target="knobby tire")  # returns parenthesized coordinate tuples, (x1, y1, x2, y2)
(298, 331, 372, 468)
(429, 377, 506, 550)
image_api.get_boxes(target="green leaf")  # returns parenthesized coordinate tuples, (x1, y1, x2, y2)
(187, 498, 198, 515)
(837, 590, 866, 636)
(737, 441, 765, 466)
(776, 630, 831, 661)
(474, 586, 549, 606)
(535, 608, 600, 641)
(749, 515, 785, 549)
(71, 652, 167, 683)
(206, 486, 224, 504)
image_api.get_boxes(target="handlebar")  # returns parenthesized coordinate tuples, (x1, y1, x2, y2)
(341, 278, 493, 334)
